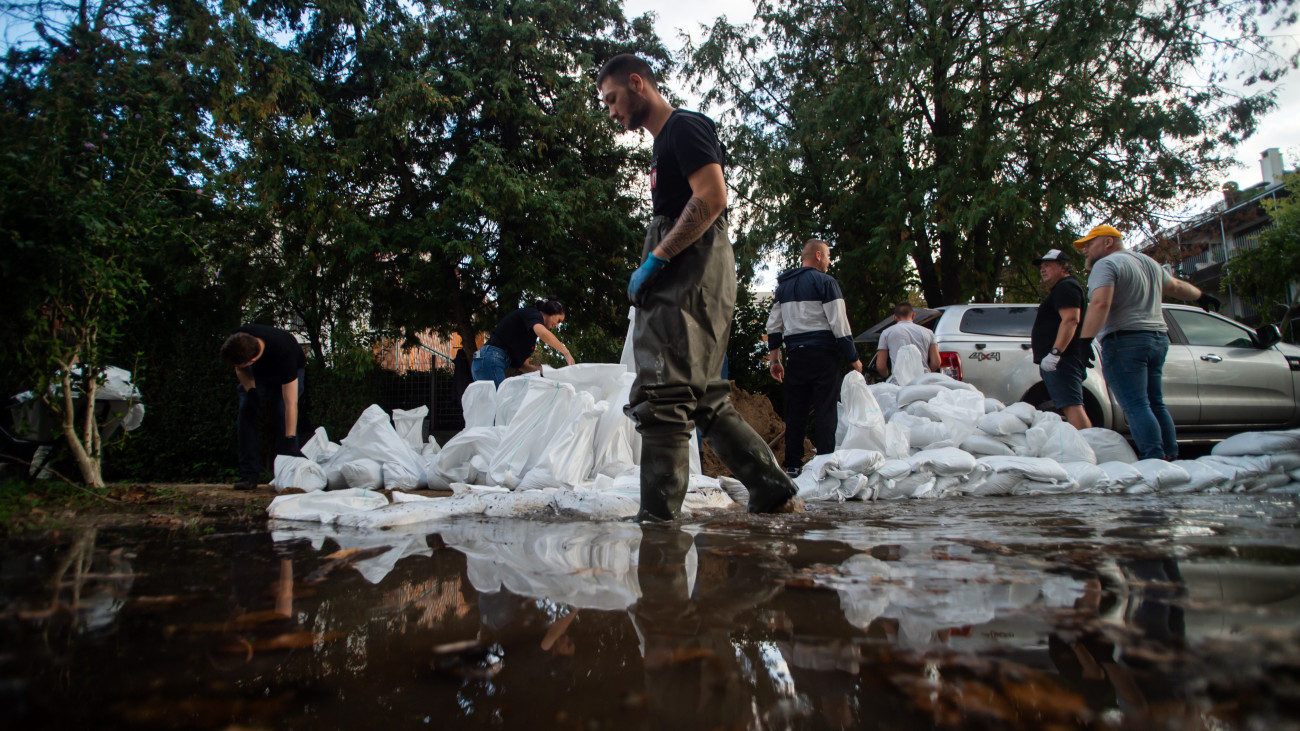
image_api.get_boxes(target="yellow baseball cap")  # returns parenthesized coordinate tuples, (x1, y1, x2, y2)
(1073, 224, 1122, 250)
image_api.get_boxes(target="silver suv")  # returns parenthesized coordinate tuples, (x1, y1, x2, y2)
(857, 304, 1300, 437)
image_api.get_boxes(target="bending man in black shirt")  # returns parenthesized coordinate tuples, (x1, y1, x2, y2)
(1030, 249, 1092, 429)
(220, 325, 306, 490)
(597, 54, 800, 520)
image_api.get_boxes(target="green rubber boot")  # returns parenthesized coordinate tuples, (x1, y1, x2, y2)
(637, 434, 691, 522)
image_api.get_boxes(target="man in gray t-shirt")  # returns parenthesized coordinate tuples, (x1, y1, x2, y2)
(1075, 225, 1220, 460)
(875, 302, 940, 379)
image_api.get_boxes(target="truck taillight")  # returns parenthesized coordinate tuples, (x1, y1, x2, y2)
(939, 351, 962, 380)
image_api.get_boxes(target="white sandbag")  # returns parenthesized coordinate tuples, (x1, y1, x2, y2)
(1170, 460, 1230, 493)
(460, 381, 498, 428)
(1131, 459, 1191, 490)
(881, 470, 937, 499)
(984, 398, 1005, 413)
(537, 363, 630, 401)
(493, 374, 538, 427)
(302, 426, 340, 465)
(527, 393, 607, 488)
(1062, 462, 1107, 493)
(683, 481, 739, 512)
(436, 427, 504, 485)
(1197, 454, 1274, 484)
(1096, 461, 1145, 491)
(1026, 422, 1097, 464)
(270, 455, 328, 493)
(391, 406, 428, 449)
(897, 384, 947, 407)
(553, 488, 640, 519)
(903, 400, 947, 422)
(267, 487, 389, 523)
(1003, 402, 1037, 425)
(422, 453, 452, 490)
(1030, 410, 1062, 427)
(1267, 452, 1300, 472)
(836, 449, 887, 474)
(592, 372, 640, 477)
(979, 411, 1029, 436)
(341, 458, 384, 490)
(906, 447, 977, 477)
(840, 372, 903, 455)
(891, 412, 949, 448)
(868, 383, 901, 416)
(1004, 432, 1031, 456)
(888, 344, 925, 386)
(928, 388, 986, 445)
(336, 492, 488, 528)
(1245, 472, 1293, 492)
(1290, 467, 1300, 482)
(421, 436, 441, 457)
(335, 404, 428, 487)
(1012, 477, 1081, 496)
(481, 490, 558, 517)
(382, 461, 425, 491)
(964, 456, 1071, 496)
(488, 379, 580, 488)
(908, 372, 978, 391)
(1080, 428, 1137, 464)
(960, 434, 1014, 456)
(1211, 429, 1300, 457)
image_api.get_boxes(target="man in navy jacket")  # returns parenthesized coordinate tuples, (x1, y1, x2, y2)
(767, 239, 862, 476)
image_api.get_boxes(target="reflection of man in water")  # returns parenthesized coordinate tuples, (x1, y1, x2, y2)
(630, 526, 791, 726)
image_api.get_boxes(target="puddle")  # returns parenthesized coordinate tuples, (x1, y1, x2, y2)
(2, 493, 1300, 729)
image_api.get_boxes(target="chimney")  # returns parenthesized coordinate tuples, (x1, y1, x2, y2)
(1222, 181, 1240, 207)
(1261, 148, 1285, 185)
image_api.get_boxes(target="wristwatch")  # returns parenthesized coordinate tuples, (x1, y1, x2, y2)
(1050, 347, 1061, 355)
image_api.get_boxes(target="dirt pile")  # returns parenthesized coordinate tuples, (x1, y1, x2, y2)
(701, 383, 812, 477)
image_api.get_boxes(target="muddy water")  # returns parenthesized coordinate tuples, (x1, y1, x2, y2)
(2, 493, 1299, 730)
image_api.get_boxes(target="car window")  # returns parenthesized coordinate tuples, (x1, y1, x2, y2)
(1168, 309, 1256, 348)
(958, 307, 1037, 337)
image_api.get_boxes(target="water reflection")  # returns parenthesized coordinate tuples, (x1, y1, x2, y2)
(2, 494, 1300, 728)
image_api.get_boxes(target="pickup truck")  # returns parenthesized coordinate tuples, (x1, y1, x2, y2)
(856, 304, 1300, 438)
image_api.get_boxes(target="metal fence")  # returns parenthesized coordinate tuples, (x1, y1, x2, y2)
(371, 344, 470, 437)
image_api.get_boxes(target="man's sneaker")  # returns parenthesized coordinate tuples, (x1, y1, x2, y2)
(785, 467, 801, 478)
(232, 479, 257, 491)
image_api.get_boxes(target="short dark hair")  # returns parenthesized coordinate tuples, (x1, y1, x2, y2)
(893, 302, 914, 319)
(536, 295, 566, 316)
(596, 54, 657, 91)
(220, 332, 259, 365)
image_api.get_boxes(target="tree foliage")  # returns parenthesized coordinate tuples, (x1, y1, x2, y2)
(1224, 173, 1300, 341)
(683, 0, 1295, 326)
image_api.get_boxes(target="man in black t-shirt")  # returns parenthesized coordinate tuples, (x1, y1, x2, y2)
(597, 54, 800, 520)
(1030, 249, 1092, 429)
(220, 325, 307, 490)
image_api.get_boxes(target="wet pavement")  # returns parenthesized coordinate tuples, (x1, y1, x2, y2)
(2, 492, 1299, 729)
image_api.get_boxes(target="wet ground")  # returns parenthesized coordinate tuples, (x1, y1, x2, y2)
(2, 492, 1299, 730)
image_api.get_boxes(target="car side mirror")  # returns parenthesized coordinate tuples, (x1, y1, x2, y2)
(1256, 324, 1282, 349)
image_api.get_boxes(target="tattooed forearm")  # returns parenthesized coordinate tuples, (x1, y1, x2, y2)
(655, 196, 718, 259)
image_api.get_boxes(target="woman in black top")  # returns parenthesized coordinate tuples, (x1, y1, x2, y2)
(472, 296, 575, 387)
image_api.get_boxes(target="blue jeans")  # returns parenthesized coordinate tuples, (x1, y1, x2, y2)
(237, 368, 305, 482)
(1101, 331, 1176, 460)
(471, 344, 511, 388)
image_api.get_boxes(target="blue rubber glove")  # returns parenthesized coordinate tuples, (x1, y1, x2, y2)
(628, 253, 669, 307)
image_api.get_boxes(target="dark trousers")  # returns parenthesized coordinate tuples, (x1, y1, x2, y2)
(783, 346, 841, 470)
(236, 369, 305, 482)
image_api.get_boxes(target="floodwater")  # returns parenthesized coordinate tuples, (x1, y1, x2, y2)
(3, 493, 1300, 730)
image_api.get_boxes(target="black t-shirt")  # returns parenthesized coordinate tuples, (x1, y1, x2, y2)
(233, 324, 306, 386)
(1031, 277, 1088, 362)
(651, 110, 726, 219)
(486, 308, 545, 368)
